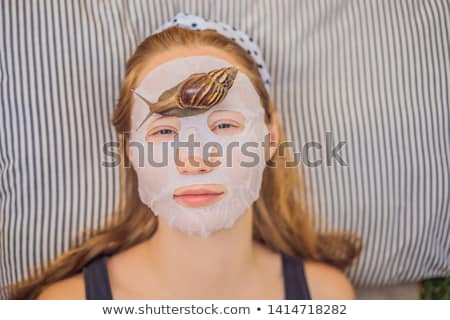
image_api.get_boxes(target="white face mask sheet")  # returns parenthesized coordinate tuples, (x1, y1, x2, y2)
(128, 56, 269, 238)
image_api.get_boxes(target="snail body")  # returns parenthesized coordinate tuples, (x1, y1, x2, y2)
(133, 66, 239, 130)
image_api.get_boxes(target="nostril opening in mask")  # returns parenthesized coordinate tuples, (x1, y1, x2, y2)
(175, 150, 221, 174)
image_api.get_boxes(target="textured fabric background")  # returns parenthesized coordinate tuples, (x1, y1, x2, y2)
(1, 0, 449, 299)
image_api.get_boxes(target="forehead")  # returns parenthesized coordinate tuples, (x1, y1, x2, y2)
(131, 55, 263, 126)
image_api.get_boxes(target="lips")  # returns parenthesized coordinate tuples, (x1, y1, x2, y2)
(175, 188, 222, 196)
(173, 185, 226, 208)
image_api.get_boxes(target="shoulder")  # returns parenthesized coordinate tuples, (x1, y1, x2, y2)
(37, 272, 85, 300)
(303, 260, 356, 300)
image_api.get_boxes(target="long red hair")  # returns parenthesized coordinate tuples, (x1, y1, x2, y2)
(6, 26, 362, 299)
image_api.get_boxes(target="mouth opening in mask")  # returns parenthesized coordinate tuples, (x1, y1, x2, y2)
(173, 183, 228, 208)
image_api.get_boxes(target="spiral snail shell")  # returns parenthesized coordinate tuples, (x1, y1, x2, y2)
(133, 66, 239, 131)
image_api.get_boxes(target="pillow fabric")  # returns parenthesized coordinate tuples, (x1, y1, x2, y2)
(1, 0, 449, 299)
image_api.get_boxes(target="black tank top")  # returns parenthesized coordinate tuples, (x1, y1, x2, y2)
(82, 253, 312, 300)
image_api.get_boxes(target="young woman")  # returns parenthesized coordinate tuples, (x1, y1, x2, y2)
(8, 23, 362, 300)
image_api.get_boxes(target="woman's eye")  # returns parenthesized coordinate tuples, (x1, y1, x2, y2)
(212, 122, 236, 131)
(208, 110, 246, 136)
(211, 121, 243, 136)
(146, 126, 178, 142)
(217, 123, 232, 129)
(158, 128, 174, 135)
(151, 128, 176, 136)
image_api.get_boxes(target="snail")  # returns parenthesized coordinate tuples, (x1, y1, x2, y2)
(132, 66, 239, 131)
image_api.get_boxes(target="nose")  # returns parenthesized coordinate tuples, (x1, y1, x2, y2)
(175, 127, 221, 175)
(176, 153, 217, 175)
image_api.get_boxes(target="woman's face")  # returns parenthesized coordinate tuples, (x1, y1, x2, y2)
(127, 48, 278, 238)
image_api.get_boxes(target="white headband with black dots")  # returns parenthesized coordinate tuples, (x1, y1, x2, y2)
(154, 12, 272, 93)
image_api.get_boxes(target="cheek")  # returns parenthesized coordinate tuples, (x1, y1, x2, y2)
(217, 133, 265, 183)
(129, 140, 176, 193)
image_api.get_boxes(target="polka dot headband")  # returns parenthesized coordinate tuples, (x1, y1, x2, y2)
(155, 12, 272, 92)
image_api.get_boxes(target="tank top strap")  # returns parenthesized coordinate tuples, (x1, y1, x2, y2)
(82, 255, 113, 300)
(282, 254, 312, 300)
